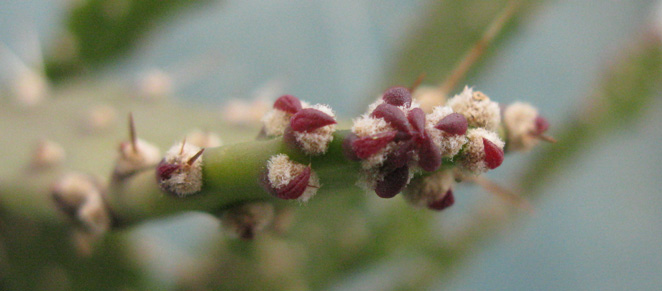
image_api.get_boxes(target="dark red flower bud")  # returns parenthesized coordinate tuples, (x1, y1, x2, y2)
(273, 95, 302, 114)
(417, 137, 442, 172)
(382, 86, 412, 107)
(407, 108, 426, 139)
(374, 166, 409, 198)
(534, 115, 549, 135)
(156, 161, 180, 180)
(290, 108, 336, 133)
(370, 103, 410, 134)
(382, 140, 413, 172)
(435, 113, 468, 135)
(274, 167, 311, 200)
(483, 138, 504, 169)
(352, 131, 398, 159)
(342, 133, 361, 161)
(428, 189, 455, 211)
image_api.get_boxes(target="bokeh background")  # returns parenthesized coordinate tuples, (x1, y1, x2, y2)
(1, 0, 662, 290)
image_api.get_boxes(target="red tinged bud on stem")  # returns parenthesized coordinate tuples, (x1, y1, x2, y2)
(427, 189, 455, 211)
(483, 138, 504, 169)
(156, 162, 180, 180)
(290, 108, 337, 133)
(273, 95, 302, 114)
(272, 167, 312, 200)
(370, 103, 411, 134)
(351, 131, 398, 159)
(407, 108, 426, 139)
(416, 137, 442, 172)
(382, 140, 413, 172)
(435, 113, 468, 135)
(534, 115, 550, 134)
(382, 86, 412, 107)
(375, 166, 409, 198)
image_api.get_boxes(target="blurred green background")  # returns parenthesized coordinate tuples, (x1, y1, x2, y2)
(1, 0, 662, 290)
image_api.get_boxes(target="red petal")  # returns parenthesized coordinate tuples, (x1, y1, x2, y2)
(435, 113, 468, 135)
(417, 137, 441, 172)
(352, 131, 397, 159)
(370, 103, 411, 134)
(374, 166, 409, 198)
(275, 167, 311, 200)
(382, 86, 412, 107)
(428, 189, 455, 211)
(483, 138, 504, 169)
(156, 161, 180, 180)
(273, 95, 302, 114)
(534, 116, 549, 134)
(407, 108, 426, 138)
(290, 108, 336, 132)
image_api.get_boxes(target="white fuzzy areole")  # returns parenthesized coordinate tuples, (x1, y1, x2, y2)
(266, 154, 320, 202)
(504, 102, 539, 152)
(77, 193, 111, 234)
(460, 128, 504, 175)
(447, 86, 501, 131)
(293, 104, 336, 155)
(426, 106, 469, 158)
(114, 138, 161, 176)
(52, 173, 111, 234)
(159, 142, 204, 197)
(261, 109, 291, 137)
(403, 169, 455, 208)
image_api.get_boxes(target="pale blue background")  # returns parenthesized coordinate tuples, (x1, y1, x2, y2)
(2, 1, 661, 290)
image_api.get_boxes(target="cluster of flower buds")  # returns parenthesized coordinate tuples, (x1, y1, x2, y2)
(261, 95, 337, 155)
(340, 85, 551, 211)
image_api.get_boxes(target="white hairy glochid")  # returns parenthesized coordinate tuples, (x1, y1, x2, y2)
(447, 86, 501, 131)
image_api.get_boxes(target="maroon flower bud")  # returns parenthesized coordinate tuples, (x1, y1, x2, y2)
(156, 161, 180, 180)
(407, 108, 426, 139)
(534, 115, 550, 135)
(370, 103, 411, 134)
(435, 113, 468, 136)
(342, 133, 361, 161)
(290, 108, 337, 133)
(427, 189, 455, 211)
(416, 137, 442, 172)
(273, 167, 312, 200)
(375, 166, 409, 198)
(382, 86, 412, 107)
(273, 95, 302, 114)
(483, 138, 504, 169)
(382, 141, 414, 172)
(352, 131, 398, 159)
